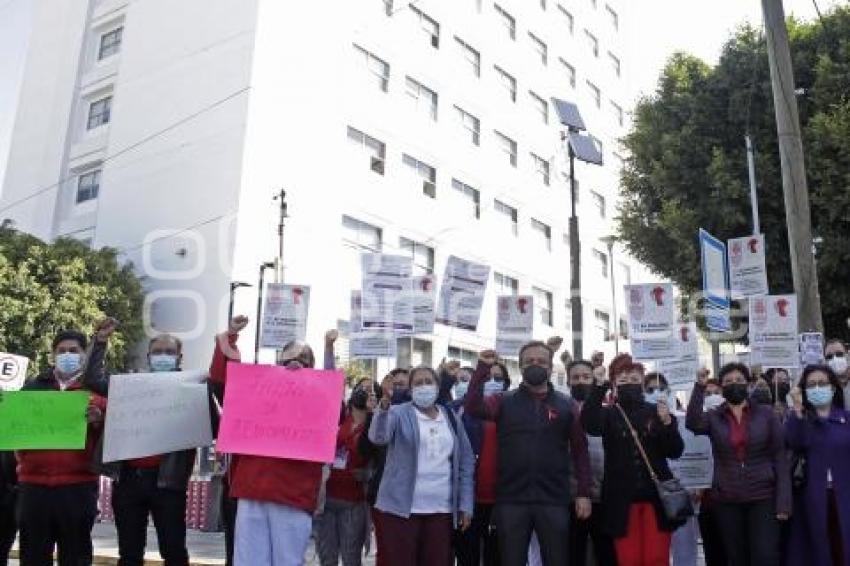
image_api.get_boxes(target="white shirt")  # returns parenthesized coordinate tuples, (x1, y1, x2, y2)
(410, 408, 454, 514)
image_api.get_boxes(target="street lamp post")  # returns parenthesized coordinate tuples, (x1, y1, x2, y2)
(228, 281, 252, 322)
(600, 235, 619, 354)
(254, 262, 276, 363)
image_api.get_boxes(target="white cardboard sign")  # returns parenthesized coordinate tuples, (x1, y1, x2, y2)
(0, 353, 28, 391)
(435, 256, 490, 331)
(626, 283, 676, 360)
(749, 294, 799, 368)
(728, 234, 769, 299)
(495, 295, 534, 358)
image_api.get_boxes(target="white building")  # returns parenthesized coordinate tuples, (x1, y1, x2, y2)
(1, 0, 655, 377)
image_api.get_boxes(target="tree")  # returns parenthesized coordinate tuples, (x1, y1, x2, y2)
(618, 7, 850, 341)
(0, 226, 144, 374)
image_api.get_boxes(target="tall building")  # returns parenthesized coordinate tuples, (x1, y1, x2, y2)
(1, 0, 653, 375)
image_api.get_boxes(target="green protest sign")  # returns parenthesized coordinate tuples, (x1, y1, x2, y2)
(0, 391, 89, 450)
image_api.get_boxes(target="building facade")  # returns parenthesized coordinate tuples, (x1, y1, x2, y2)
(1, 0, 654, 376)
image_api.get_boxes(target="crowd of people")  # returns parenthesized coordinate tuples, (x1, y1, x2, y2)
(0, 315, 849, 566)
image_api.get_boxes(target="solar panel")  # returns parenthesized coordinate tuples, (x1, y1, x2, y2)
(568, 132, 604, 165)
(551, 98, 586, 131)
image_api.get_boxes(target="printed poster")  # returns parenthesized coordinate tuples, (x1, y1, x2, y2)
(495, 295, 534, 358)
(360, 253, 414, 333)
(657, 322, 701, 390)
(260, 284, 310, 349)
(625, 283, 676, 360)
(749, 295, 799, 368)
(435, 256, 490, 331)
(728, 234, 769, 299)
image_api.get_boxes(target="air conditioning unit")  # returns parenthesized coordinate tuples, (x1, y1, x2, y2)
(370, 157, 385, 175)
(423, 181, 436, 198)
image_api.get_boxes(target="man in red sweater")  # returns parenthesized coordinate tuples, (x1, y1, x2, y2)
(16, 329, 107, 565)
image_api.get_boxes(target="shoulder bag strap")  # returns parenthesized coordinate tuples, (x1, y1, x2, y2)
(615, 403, 659, 482)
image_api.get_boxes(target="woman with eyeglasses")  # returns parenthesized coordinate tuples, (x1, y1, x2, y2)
(824, 340, 850, 409)
(686, 362, 790, 566)
(785, 364, 850, 565)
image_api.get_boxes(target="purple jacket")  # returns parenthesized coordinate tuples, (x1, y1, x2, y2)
(686, 383, 791, 515)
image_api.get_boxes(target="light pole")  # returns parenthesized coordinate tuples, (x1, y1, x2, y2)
(600, 235, 619, 354)
(254, 262, 275, 363)
(228, 281, 252, 322)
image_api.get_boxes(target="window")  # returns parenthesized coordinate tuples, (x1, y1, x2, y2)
(590, 0, 598, 8)
(452, 179, 480, 219)
(557, 5, 575, 34)
(533, 287, 554, 326)
(454, 106, 481, 145)
(587, 81, 601, 108)
(494, 200, 518, 235)
(494, 272, 519, 295)
(619, 317, 629, 339)
(606, 4, 620, 30)
(347, 126, 386, 174)
(529, 91, 548, 124)
(383, 0, 393, 16)
(410, 5, 440, 48)
(353, 44, 390, 92)
(611, 101, 624, 126)
(559, 58, 576, 88)
(609, 52, 621, 77)
(342, 216, 382, 252)
(98, 27, 123, 60)
(495, 131, 517, 167)
(448, 346, 478, 366)
(76, 169, 101, 203)
(531, 153, 550, 186)
(594, 310, 611, 340)
(539, 0, 547, 9)
(591, 191, 606, 217)
(402, 154, 436, 197)
(584, 30, 599, 57)
(405, 77, 438, 120)
(494, 5, 516, 40)
(528, 33, 548, 65)
(86, 96, 112, 130)
(495, 66, 517, 102)
(400, 237, 435, 274)
(455, 37, 481, 77)
(531, 219, 552, 251)
(592, 248, 609, 277)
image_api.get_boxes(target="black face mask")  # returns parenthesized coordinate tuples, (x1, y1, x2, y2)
(350, 388, 369, 410)
(616, 384, 643, 406)
(723, 383, 749, 405)
(773, 383, 791, 403)
(751, 387, 772, 406)
(522, 365, 550, 387)
(570, 384, 593, 402)
(391, 389, 411, 405)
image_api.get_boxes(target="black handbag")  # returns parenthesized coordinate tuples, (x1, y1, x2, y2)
(616, 404, 694, 522)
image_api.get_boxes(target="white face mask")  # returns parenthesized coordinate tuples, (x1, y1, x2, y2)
(828, 356, 848, 375)
(483, 379, 503, 397)
(704, 394, 725, 411)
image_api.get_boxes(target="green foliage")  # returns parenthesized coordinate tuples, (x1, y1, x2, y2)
(0, 226, 144, 374)
(618, 8, 850, 340)
(341, 359, 374, 386)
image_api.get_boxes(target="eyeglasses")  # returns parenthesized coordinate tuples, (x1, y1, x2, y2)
(826, 352, 846, 360)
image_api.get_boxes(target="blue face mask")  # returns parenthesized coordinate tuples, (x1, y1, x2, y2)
(807, 385, 834, 407)
(411, 384, 438, 408)
(55, 352, 82, 375)
(644, 390, 668, 405)
(149, 354, 178, 372)
(454, 381, 469, 399)
(484, 379, 503, 397)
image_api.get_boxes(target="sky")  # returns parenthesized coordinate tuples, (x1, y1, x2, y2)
(0, 0, 845, 188)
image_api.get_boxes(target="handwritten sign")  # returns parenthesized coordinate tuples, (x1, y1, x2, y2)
(625, 283, 676, 360)
(495, 295, 534, 358)
(261, 284, 310, 349)
(103, 371, 213, 463)
(0, 391, 89, 449)
(669, 412, 713, 489)
(0, 352, 28, 391)
(217, 363, 344, 462)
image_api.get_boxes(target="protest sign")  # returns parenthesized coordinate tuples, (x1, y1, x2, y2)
(749, 295, 799, 368)
(349, 291, 397, 359)
(0, 352, 28, 391)
(435, 256, 490, 331)
(799, 332, 825, 367)
(669, 412, 713, 489)
(699, 229, 731, 333)
(0, 391, 89, 450)
(658, 322, 701, 390)
(404, 274, 436, 334)
(103, 371, 213, 463)
(495, 295, 534, 358)
(261, 284, 310, 349)
(728, 234, 769, 299)
(626, 283, 676, 360)
(217, 363, 344, 462)
(360, 253, 414, 333)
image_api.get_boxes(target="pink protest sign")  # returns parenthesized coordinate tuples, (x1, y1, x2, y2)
(217, 363, 344, 463)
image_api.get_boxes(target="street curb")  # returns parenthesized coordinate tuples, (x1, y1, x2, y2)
(9, 549, 224, 565)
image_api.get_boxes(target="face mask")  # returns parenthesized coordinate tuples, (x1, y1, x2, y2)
(807, 385, 834, 407)
(644, 390, 668, 405)
(704, 394, 725, 411)
(484, 379, 503, 397)
(828, 356, 848, 375)
(55, 352, 82, 375)
(522, 365, 550, 387)
(411, 384, 438, 408)
(570, 383, 593, 402)
(751, 387, 773, 406)
(391, 388, 411, 405)
(149, 354, 178, 372)
(723, 383, 749, 406)
(350, 387, 369, 410)
(617, 384, 643, 406)
(454, 381, 469, 400)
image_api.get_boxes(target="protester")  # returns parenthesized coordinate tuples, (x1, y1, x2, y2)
(209, 315, 338, 566)
(581, 353, 685, 566)
(453, 361, 510, 566)
(695, 377, 728, 566)
(84, 319, 220, 566)
(367, 366, 474, 565)
(357, 367, 409, 566)
(566, 360, 617, 566)
(785, 365, 850, 565)
(0, 452, 16, 565)
(764, 368, 792, 413)
(751, 376, 774, 407)
(315, 378, 374, 566)
(824, 340, 850, 409)
(16, 328, 107, 564)
(702, 378, 725, 412)
(686, 362, 790, 566)
(465, 343, 592, 566)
